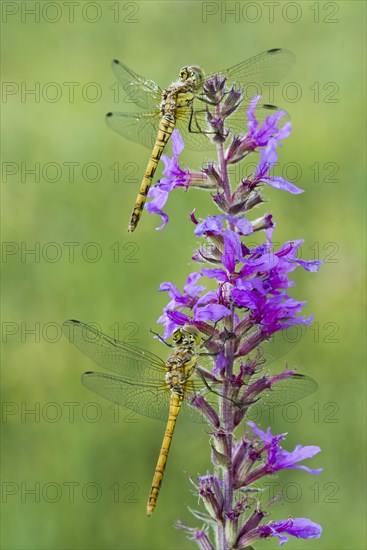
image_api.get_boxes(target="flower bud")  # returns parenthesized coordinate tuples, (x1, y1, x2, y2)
(196, 474, 224, 522)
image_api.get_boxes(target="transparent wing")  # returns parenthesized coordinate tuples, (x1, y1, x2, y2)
(82, 372, 170, 421)
(247, 373, 318, 419)
(225, 102, 290, 135)
(82, 373, 212, 424)
(175, 107, 216, 152)
(180, 398, 208, 423)
(175, 102, 290, 151)
(106, 111, 160, 149)
(258, 324, 308, 366)
(64, 320, 212, 423)
(180, 379, 217, 424)
(63, 321, 314, 423)
(238, 325, 317, 417)
(111, 59, 162, 110)
(107, 105, 213, 152)
(260, 373, 318, 406)
(182, 373, 317, 423)
(63, 320, 166, 380)
(203, 49, 295, 92)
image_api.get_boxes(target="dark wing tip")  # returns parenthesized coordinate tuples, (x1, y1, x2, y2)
(290, 373, 306, 379)
(267, 48, 282, 53)
(106, 112, 113, 117)
(62, 319, 81, 330)
(62, 319, 82, 339)
(83, 371, 95, 377)
(262, 104, 278, 110)
(112, 59, 120, 64)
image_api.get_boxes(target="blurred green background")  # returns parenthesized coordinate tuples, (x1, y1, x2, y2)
(2, 1, 366, 549)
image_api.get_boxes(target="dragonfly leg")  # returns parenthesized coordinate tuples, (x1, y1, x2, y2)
(199, 321, 218, 348)
(195, 368, 241, 409)
(149, 329, 173, 348)
(194, 95, 218, 106)
(187, 108, 220, 137)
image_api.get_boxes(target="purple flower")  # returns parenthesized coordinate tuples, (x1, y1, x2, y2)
(159, 302, 232, 338)
(191, 474, 224, 521)
(157, 273, 205, 337)
(232, 290, 313, 335)
(146, 130, 210, 229)
(237, 515, 322, 547)
(195, 215, 253, 274)
(253, 138, 304, 194)
(194, 214, 253, 237)
(225, 95, 293, 167)
(159, 272, 206, 309)
(160, 222, 320, 345)
(158, 272, 231, 337)
(175, 521, 214, 550)
(246, 95, 292, 148)
(258, 517, 322, 546)
(246, 421, 322, 480)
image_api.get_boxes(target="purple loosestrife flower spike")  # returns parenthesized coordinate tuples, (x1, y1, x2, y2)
(252, 139, 304, 194)
(152, 68, 322, 549)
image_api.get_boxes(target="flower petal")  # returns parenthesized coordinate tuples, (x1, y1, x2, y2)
(194, 304, 232, 322)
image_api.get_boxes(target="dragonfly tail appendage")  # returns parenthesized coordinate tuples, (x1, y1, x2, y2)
(128, 117, 174, 232)
(146, 393, 182, 516)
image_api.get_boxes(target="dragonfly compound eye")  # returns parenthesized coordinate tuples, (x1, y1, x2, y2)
(179, 67, 190, 80)
(172, 328, 184, 344)
(187, 66, 205, 84)
(181, 324, 202, 346)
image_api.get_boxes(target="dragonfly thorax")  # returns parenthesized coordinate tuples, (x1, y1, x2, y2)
(164, 369, 189, 394)
(160, 82, 196, 116)
(164, 328, 199, 393)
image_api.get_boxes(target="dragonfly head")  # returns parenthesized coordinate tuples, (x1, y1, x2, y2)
(179, 65, 205, 85)
(172, 324, 202, 347)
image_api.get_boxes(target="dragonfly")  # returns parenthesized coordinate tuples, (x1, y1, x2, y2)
(62, 319, 316, 516)
(106, 48, 295, 232)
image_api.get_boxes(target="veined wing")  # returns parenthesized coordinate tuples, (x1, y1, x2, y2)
(82, 371, 170, 421)
(224, 102, 290, 135)
(257, 324, 308, 366)
(202, 48, 295, 94)
(111, 59, 162, 110)
(83, 372, 209, 423)
(62, 320, 166, 381)
(106, 111, 160, 149)
(182, 372, 317, 423)
(236, 326, 317, 416)
(84, 375, 212, 424)
(107, 106, 217, 153)
(258, 373, 317, 406)
(175, 107, 215, 152)
(82, 378, 213, 424)
(175, 102, 290, 152)
(63, 320, 214, 423)
(247, 373, 317, 420)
